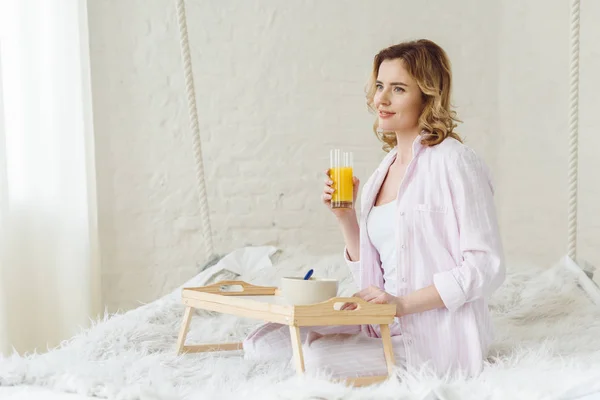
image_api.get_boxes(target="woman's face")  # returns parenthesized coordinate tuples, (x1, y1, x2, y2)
(374, 59, 423, 133)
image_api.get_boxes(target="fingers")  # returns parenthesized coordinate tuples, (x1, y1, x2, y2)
(321, 183, 334, 203)
(362, 292, 378, 302)
(322, 169, 360, 205)
(356, 286, 376, 298)
(352, 176, 360, 201)
(322, 170, 334, 204)
(354, 286, 386, 304)
(342, 292, 363, 310)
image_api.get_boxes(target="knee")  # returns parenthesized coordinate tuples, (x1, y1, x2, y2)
(242, 323, 291, 362)
(302, 332, 333, 372)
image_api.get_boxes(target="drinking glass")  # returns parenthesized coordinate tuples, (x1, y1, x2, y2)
(329, 149, 353, 209)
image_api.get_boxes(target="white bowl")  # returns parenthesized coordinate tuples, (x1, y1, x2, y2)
(280, 277, 338, 305)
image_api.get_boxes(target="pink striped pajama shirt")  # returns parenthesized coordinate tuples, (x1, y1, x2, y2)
(243, 135, 505, 378)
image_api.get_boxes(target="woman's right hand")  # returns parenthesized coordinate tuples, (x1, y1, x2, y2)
(321, 169, 359, 220)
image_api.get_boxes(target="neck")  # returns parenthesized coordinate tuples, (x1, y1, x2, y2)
(394, 129, 420, 165)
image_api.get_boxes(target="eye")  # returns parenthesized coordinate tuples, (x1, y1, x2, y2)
(393, 86, 405, 93)
(375, 83, 383, 91)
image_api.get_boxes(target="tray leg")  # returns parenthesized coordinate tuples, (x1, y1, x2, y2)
(344, 375, 388, 387)
(177, 306, 193, 354)
(379, 324, 396, 375)
(181, 343, 243, 353)
(339, 325, 397, 386)
(289, 325, 305, 375)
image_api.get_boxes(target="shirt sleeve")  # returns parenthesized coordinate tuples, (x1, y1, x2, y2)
(433, 148, 505, 312)
(343, 246, 361, 285)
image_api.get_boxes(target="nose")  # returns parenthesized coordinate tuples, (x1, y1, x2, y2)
(374, 88, 391, 108)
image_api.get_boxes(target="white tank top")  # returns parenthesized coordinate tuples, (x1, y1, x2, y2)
(366, 201, 397, 296)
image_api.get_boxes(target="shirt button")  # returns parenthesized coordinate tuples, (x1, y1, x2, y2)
(401, 277, 407, 283)
(399, 211, 405, 216)
(400, 244, 406, 249)
(407, 339, 414, 345)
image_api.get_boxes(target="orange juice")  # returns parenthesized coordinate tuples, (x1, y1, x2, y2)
(330, 166, 353, 208)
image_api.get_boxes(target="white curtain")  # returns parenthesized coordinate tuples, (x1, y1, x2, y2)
(0, 0, 101, 355)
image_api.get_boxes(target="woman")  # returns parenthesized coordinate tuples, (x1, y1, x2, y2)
(243, 39, 505, 379)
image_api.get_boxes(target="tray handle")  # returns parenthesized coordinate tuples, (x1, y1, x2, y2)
(185, 280, 278, 296)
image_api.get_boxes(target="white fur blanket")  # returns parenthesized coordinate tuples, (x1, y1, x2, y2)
(1, 246, 600, 400)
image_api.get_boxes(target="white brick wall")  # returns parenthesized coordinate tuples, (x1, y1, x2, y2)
(87, 0, 599, 312)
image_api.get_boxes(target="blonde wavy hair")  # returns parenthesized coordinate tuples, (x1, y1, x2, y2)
(366, 39, 462, 152)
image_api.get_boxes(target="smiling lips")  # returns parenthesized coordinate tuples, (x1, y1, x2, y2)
(378, 110, 395, 119)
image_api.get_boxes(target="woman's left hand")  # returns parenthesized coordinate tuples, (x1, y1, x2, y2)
(341, 285, 404, 316)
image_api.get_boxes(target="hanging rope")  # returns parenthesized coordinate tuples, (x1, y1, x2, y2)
(175, 0, 216, 262)
(567, 0, 580, 261)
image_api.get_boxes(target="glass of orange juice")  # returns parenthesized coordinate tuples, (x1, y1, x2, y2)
(329, 149, 354, 209)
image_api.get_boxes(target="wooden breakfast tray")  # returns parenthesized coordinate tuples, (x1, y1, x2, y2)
(177, 280, 397, 387)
